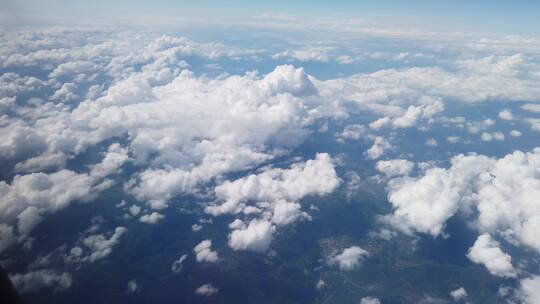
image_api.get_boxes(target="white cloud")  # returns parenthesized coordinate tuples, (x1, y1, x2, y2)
(366, 136, 392, 160)
(271, 200, 305, 226)
(205, 154, 338, 251)
(376, 159, 414, 177)
(381, 148, 540, 252)
(191, 223, 202, 231)
(193, 239, 219, 263)
(528, 118, 540, 132)
(316, 279, 326, 289)
(206, 153, 338, 217)
(480, 132, 505, 142)
(521, 103, 540, 113)
(498, 109, 514, 120)
(171, 254, 188, 274)
(337, 124, 367, 142)
(518, 276, 540, 304)
(128, 205, 141, 216)
(139, 212, 164, 224)
(510, 130, 522, 137)
(89, 144, 130, 179)
(369, 100, 443, 130)
(195, 283, 218, 296)
(328, 246, 369, 271)
(272, 48, 331, 62)
(450, 287, 467, 302)
(10, 269, 72, 293)
(467, 234, 517, 278)
(360, 297, 381, 304)
(446, 136, 460, 143)
(228, 219, 274, 252)
(79, 227, 127, 263)
(0, 146, 126, 253)
(425, 138, 438, 146)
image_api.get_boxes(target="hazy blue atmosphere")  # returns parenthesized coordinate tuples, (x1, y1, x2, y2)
(1, 1, 540, 303)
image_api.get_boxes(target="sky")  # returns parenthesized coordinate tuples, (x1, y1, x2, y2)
(2, 0, 540, 36)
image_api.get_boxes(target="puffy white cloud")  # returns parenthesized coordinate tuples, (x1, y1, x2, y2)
(498, 109, 514, 120)
(528, 118, 540, 132)
(518, 276, 540, 304)
(128, 205, 141, 216)
(89, 143, 130, 178)
(450, 287, 467, 302)
(10, 269, 72, 293)
(206, 154, 337, 251)
(271, 200, 305, 226)
(366, 136, 392, 160)
(0, 146, 126, 253)
(328, 246, 369, 271)
(78, 227, 127, 263)
(376, 159, 414, 177)
(381, 148, 540, 253)
(360, 297, 381, 304)
(446, 136, 460, 143)
(193, 239, 219, 263)
(480, 132, 505, 142)
(195, 283, 218, 296)
(171, 254, 188, 274)
(272, 48, 331, 62)
(206, 153, 338, 216)
(369, 100, 443, 130)
(139, 212, 164, 224)
(521, 103, 540, 113)
(191, 224, 202, 231)
(467, 234, 517, 278)
(510, 130, 522, 137)
(336, 124, 367, 142)
(228, 220, 274, 252)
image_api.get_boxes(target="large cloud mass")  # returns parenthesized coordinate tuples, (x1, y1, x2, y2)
(382, 148, 540, 256)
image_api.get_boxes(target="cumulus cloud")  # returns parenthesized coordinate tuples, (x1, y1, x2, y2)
(467, 234, 517, 278)
(381, 148, 540, 255)
(369, 99, 443, 130)
(193, 239, 219, 263)
(521, 103, 540, 113)
(328, 246, 369, 271)
(205, 154, 338, 251)
(450, 287, 467, 302)
(360, 297, 381, 304)
(228, 219, 274, 252)
(10, 269, 72, 293)
(0, 145, 127, 253)
(195, 283, 218, 296)
(510, 130, 522, 137)
(498, 109, 514, 120)
(272, 47, 331, 62)
(480, 132, 505, 142)
(366, 136, 392, 160)
(336, 124, 367, 142)
(139, 212, 164, 224)
(376, 159, 414, 177)
(518, 276, 540, 304)
(207, 153, 338, 216)
(76, 226, 127, 263)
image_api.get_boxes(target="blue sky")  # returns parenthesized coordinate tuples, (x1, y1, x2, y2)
(2, 0, 540, 36)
